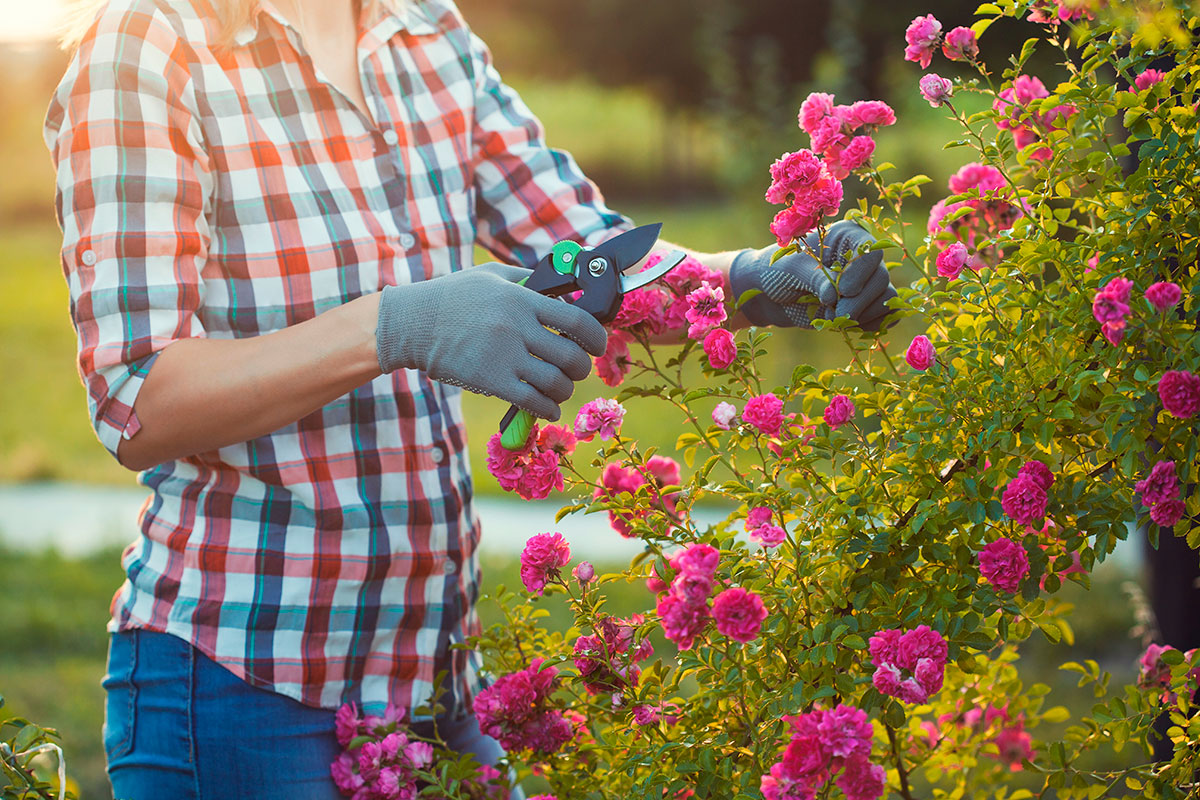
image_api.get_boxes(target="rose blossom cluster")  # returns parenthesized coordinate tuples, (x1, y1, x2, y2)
(797, 92, 896, 180)
(600, 254, 728, 385)
(654, 543, 720, 649)
(331, 703, 434, 800)
(1158, 370, 1200, 420)
(869, 625, 948, 705)
(764, 148, 844, 247)
(1136, 460, 1186, 528)
(978, 538, 1030, 594)
(927, 162, 1022, 270)
(760, 705, 885, 800)
(903, 14, 978, 68)
(743, 392, 785, 437)
(992, 75, 1076, 161)
(702, 328, 737, 370)
(1091, 275, 1132, 346)
(1000, 460, 1054, 525)
(473, 659, 574, 755)
(574, 398, 625, 442)
(486, 424, 571, 501)
(519, 532, 571, 595)
(594, 456, 680, 538)
(573, 614, 653, 696)
(746, 506, 787, 548)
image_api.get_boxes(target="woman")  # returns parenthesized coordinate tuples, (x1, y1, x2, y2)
(45, 0, 895, 796)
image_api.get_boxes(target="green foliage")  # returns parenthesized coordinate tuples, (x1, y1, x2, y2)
(464, 3, 1200, 798)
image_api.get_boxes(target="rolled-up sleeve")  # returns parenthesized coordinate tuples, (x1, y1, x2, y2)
(44, 3, 212, 459)
(466, 28, 631, 268)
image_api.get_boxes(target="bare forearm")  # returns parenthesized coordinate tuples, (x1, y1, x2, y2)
(116, 293, 382, 471)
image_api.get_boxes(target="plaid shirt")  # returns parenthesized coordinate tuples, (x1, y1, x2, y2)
(44, 0, 628, 713)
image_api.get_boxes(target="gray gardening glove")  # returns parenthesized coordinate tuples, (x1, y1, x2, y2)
(730, 220, 897, 331)
(376, 263, 607, 421)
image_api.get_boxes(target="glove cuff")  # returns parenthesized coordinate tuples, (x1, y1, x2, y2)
(377, 283, 435, 374)
(730, 245, 783, 327)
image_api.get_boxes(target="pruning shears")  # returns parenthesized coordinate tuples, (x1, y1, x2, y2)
(499, 222, 687, 450)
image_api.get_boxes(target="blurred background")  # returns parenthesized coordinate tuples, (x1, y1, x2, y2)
(0, 1, 1149, 797)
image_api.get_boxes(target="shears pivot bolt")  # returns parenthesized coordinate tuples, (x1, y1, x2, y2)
(588, 257, 608, 277)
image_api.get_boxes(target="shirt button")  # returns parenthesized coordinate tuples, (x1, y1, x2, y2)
(81, 249, 97, 266)
(399, 233, 417, 251)
(430, 445, 445, 464)
(442, 559, 457, 575)
(382, 128, 399, 146)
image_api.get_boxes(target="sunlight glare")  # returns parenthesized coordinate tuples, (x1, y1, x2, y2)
(0, 0, 69, 43)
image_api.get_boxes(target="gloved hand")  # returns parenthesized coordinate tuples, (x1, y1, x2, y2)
(729, 220, 897, 331)
(376, 263, 607, 421)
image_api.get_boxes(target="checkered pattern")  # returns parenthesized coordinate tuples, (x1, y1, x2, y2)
(44, 0, 629, 713)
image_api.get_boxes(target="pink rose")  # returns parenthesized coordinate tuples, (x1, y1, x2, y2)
(793, 173, 845, 220)
(703, 328, 738, 370)
(843, 100, 897, 128)
(1137, 464, 1177, 517)
(868, 628, 902, 667)
(751, 524, 788, 548)
(978, 538, 1030, 594)
(872, 663, 903, 696)
(712, 401, 737, 430)
(1135, 68, 1166, 91)
(936, 242, 969, 279)
(895, 625, 948, 672)
(839, 135, 876, 172)
(520, 532, 571, 594)
(657, 592, 711, 650)
(904, 14, 943, 68)
(1017, 459, 1055, 491)
(574, 398, 626, 441)
(835, 754, 887, 800)
(572, 561, 595, 584)
(942, 26, 979, 60)
(905, 335, 936, 371)
(1145, 281, 1182, 312)
(771, 205, 817, 247)
(612, 288, 668, 336)
(684, 281, 728, 340)
(711, 587, 768, 642)
(823, 394, 856, 429)
(1151, 498, 1186, 527)
(798, 92, 836, 135)
(746, 507, 773, 530)
(1159, 370, 1200, 418)
(817, 705, 874, 759)
(919, 74, 953, 108)
(743, 393, 785, 436)
(766, 149, 825, 204)
(595, 330, 632, 387)
(675, 543, 720, 576)
(1001, 474, 1048, 524)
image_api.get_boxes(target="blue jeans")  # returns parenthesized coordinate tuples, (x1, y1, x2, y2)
(103, 629, 515, 799)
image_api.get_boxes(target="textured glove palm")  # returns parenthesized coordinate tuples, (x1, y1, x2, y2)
(730, 220, 897, 331)
(376, 263, 607, 421)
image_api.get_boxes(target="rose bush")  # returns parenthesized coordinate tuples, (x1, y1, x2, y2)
(338, 2, 1200, 798)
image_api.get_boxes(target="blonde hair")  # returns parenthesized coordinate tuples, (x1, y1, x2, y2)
(60, 0, 401, 51)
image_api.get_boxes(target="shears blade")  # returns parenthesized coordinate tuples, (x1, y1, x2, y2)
(588, 222, 663, 272)
(620, 249, 687, 294)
